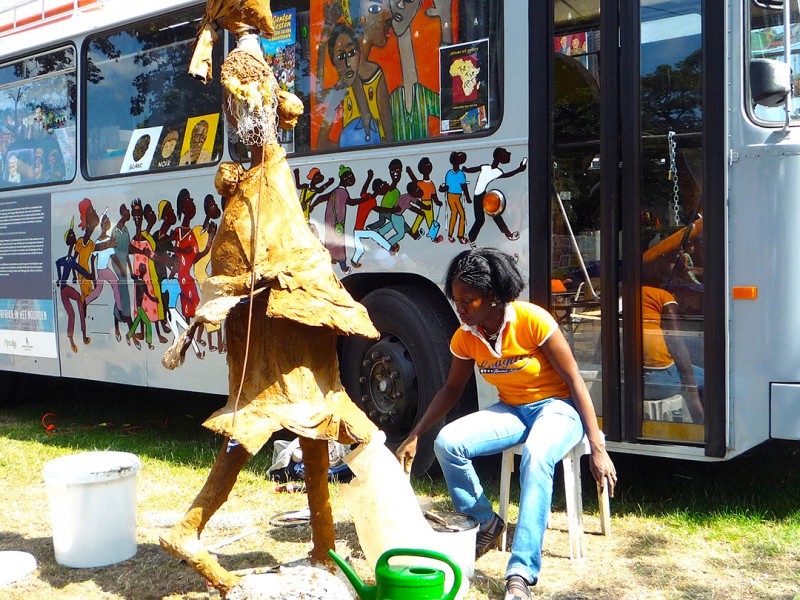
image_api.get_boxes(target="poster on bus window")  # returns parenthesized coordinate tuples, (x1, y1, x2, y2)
(54, 126, 77, 180)
(554, 32, 587, 56)
(308, 0, 453, 150)
(178, 114, 219, 166)
(260, 7, 297, 152)
(439, 39, 490, 135)
(554, 32, 589, 68)
(120, 126, 163, 173)
(151, 126, 183, 170)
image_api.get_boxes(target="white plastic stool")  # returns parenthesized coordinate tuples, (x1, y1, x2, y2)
(498, 433, 611, 559)
(643, 394, 689, 422)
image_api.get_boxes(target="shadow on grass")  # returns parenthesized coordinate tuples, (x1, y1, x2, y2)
(0, 529, 283, 600)
(608, 441, 800, 521)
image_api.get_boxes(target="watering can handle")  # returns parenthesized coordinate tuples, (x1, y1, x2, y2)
(376, 547, 463, 600)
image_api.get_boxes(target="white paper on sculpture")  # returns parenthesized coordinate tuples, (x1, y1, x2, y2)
(342, 432, 471, 599)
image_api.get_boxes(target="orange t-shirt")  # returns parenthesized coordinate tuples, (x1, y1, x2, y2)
(641, 286, 677, 368)
(417, 179, 436, 204)
(450, 301, 570, 406)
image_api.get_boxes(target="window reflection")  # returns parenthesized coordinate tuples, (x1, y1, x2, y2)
(640, 0, 705, 434)
(84, 8, 223, 178)
(749, 0, 800, 124)
(552, 0, 603, 417)
(0, 47, 76, 190)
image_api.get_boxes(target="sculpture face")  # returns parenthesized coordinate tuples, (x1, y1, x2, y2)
(222, 0, 275, 37)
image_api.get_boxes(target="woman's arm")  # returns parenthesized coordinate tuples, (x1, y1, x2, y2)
(396, 355, 474, 473)
(662, 303, 704, 423)
(541, 328, 617, 495)
(360, 169, 374, 197)
(316, 85, 348, 150)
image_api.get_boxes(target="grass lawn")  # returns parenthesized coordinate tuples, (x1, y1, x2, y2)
(0, 373, 799, 599)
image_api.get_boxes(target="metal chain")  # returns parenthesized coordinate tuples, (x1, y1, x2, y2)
(668, 130, 680, 225)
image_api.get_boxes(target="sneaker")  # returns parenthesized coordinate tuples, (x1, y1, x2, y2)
(475, 513, 505, 557)
(504, 575, 531, 599)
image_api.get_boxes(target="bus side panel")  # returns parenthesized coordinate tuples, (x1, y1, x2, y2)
(50, 180, 228, 396)
(0, 191, 61, 378)
(770, 383, 800, 440)
(728, 147, 800, 450)
(0, 354, 61, 378)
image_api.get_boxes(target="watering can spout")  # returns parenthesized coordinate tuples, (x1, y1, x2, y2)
(328, 550, 376, 600)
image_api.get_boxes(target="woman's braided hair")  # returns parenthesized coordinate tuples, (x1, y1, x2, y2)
(444, 247, 524, 304)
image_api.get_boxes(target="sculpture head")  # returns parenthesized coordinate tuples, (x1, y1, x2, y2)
(189, 0, 275, 82)
(202, 0, 275, 37)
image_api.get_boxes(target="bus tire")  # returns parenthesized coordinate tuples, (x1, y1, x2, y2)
(340, 284, 455, 475)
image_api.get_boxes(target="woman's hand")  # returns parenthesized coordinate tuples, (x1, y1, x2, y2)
(589, 446, 617, 497)
(683, 388, 704, 424)
(396, 435, 418, 475)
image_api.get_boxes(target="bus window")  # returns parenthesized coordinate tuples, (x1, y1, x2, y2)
(232, 0, 502, 160)
(552, 4, 602, 416)
(0, 46, 76, 190)
(639, 1, 705, 439)
(748, 1, 800, 125)
(84, 7, 224, 178)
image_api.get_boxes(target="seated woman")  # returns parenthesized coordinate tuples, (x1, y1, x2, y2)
(397, 247, 616, 600)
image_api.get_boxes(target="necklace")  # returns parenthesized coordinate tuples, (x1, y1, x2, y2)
(481, 305, 504, 344)
(482, 325, 500, 343)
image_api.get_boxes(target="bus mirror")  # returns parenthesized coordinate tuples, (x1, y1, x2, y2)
(750, 58, 792, 107)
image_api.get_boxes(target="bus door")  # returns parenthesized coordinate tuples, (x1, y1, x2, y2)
(544, 1, 723, 454)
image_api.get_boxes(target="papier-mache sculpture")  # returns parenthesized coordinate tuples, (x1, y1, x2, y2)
(159, 0, 380, 595)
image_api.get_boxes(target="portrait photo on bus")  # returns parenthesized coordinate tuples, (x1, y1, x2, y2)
(179, 115, 219, 166)
(121, 126, 163, 173)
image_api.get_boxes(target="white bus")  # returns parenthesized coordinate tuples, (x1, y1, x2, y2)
(0, 0, 798, 470)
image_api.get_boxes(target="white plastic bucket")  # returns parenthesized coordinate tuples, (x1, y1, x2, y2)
(42, 451, 141, 568)
(425, 511, 478, 581)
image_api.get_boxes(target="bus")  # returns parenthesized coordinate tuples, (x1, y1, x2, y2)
(1, 0, 798, 471)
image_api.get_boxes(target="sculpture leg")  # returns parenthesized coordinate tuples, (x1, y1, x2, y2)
(299, 436, 335, 564)
(160, 439, 251, 595)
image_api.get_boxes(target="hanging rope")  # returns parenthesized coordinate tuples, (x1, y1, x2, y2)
(668, 130, 681, 226)
(227, 152, 266, 452)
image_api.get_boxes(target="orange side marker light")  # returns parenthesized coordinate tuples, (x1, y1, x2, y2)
(732, 286, 758, 300)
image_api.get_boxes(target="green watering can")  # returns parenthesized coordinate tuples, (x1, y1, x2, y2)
(328, 547, 462, 600)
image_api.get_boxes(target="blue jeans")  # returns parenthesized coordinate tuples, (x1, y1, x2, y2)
(433, 397, 584, 584)
(643, 363, 704, 400)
